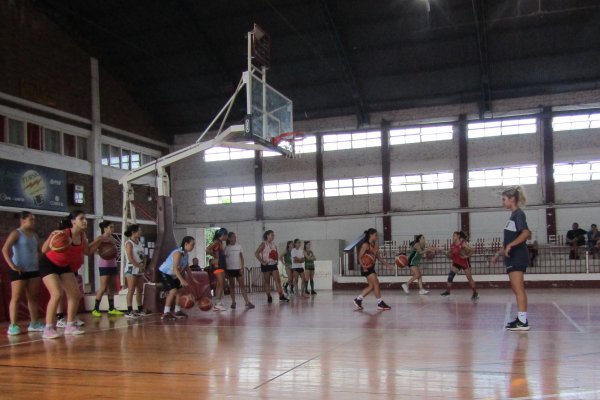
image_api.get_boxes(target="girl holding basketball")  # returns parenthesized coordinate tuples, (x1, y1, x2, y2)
(40, 210, 96, 338)
(440, 231, 479, 301)
(401, 234, 434, 295)
(124, 225, 148, 318)
(90, 221, 123, 317)
(254, 230, 288, 303)
(290, 239, 307, 297)
(159, 236, 196, 320)
(491, 186, 531, 331)
(224, 232, 254, 309)
(280, 241, 294, 294)
(353, 228, 392, 311)
(206, 228, 228, 311)
(2, 211, 43, 335)
(304, 241, 317, 295)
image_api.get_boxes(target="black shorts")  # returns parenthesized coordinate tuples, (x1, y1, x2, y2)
(292, 267, 305, 274)
(506, 265, 527, 274)
(361, 266, 376, 277)
(261, 264, 278, 273)
(160, 272, 182, 291)
(39, 255, 74, 278)
(226, 269, 241, 278)
(9, 270, 40, 282)
(99, 267, 119, 277)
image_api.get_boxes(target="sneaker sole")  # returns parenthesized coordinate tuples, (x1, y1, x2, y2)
(507, 326, 530, 331)
(378, 308, 391, 311)
(42, 335, 61, 339)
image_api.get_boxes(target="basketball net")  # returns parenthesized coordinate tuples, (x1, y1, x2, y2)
(271, 131, 304, 158)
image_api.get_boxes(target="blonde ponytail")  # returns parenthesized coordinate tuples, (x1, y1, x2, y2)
(502, 186, 527, 207)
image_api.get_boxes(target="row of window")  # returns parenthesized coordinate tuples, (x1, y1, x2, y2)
(100, 144, 157, 170)
(0, 115, 87, 159)
(204, 161, 600, 204)
(203, 113, 600, 162)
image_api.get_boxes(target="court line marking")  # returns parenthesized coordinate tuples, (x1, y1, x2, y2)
(511, 389, 600, 399)
(552, 302, 585, 333)
(252, 302, 434, 390)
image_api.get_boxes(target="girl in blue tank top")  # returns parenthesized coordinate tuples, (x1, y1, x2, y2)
(1, 211, 43, 335)
(158, 236, 197, 321)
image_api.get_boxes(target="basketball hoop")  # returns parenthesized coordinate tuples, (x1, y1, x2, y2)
(271, 131, 304, 158)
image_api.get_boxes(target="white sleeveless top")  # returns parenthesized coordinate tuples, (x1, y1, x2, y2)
(126, 239, 144, 266)
(261, 241, 278, 265)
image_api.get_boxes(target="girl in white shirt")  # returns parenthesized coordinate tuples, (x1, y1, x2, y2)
(290, 239, 307, 297)
(225, 232, 254, 309)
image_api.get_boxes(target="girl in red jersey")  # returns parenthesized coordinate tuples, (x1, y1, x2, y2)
(353, 228, 392, 311)
(440, 231, 479, 301)
(254, 230, 289, 303)
(39, 211, 100, 339)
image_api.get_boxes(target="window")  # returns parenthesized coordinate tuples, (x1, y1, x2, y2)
(8, 119, 24, 146)
(468, 118, 537, 139)
(121, 149, 130, 170)
(323, 131, 381, 151)
(390, 125, 453, 145)
(101, 144, 110, 165)
(109, 146, 120, 168)
(205, 186, 256, 205)
(264, 181, 318, 201)
(554, 161, 600, 182)
(391, 172, 454, 192)
(553, 113, 600, 131)
(131, 151, 141, 169)
(324, 176, 382, 197)
(204, 146, 254, 162)
(76, 136, 87, 160)
(142, 154, 156, 165)
(469, 165, 537, 187)
(63, 133, 76, 157)
(27, 123, 42, 150)
(295, 135, 317, 154)
(44, 128, 61, 154)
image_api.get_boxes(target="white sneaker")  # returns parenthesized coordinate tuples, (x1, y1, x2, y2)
(401, 283, 409, 294)
(419, 289, 430, 295)
(56, 318, 84, 328)
(64, 325, 85, 335)
(213, 303, 227, 312)
(42, 327, 61, 339)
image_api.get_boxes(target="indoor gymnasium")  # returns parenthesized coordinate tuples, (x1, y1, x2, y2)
(1, 1, 600, 398)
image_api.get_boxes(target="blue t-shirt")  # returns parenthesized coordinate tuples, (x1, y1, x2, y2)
(11, 229, 38, 272)
(158, 249, 189, 277)
(503, 208, 529, 268)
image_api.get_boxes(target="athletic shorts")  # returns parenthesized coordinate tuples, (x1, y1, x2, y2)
(453, 261, 470, 270)
(99, 267, 119, 277)
(39, 255, 73, 278)
(292, 267, 305, 274)
(159, 272, 182, 291)
(9, 270, 40, 282)
(226, 269, 241, 278)
(361, 266, 376, 277)
(304, 265, 315, 271)
(125, 265, 143, 276)
(506, 265, 527, 274)
(261, 264, 278, 273)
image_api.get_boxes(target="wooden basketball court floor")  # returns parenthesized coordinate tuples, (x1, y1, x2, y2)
(1, 288, 600, 399)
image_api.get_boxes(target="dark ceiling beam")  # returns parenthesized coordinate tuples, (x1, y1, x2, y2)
(174, 0, 239, 88)
(318, 0, 369, 126)
(471, 0, 492, 117)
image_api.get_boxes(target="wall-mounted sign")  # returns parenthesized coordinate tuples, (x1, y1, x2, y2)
(0, 159, 67, 212)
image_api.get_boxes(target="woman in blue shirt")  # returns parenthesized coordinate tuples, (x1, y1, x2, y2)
(159, 236, 196, 321)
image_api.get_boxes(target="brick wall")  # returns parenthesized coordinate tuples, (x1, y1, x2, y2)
(102, 178, 157, 220)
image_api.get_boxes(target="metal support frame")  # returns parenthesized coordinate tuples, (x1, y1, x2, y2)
(319, 0, 369, 126)
(471, 0, 492, 118)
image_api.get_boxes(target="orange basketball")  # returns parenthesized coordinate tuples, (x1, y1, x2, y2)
(49, 230, 72, 252)
(395, 254, 409, 268)
(269, 250, 278, 260)
(459, 246, 474, 258)
(98, 241, 118, 260)
(209, 241, 222, 253)
(199, 297, 212, 311)
(425, 250, 436, 260)
(178, 294, 195, 309)
(360, 253, 375, 268)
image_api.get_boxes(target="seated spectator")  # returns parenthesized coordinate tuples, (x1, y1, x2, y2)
(566, 222, 587, 260)
(588, 224, 599, 258)
(189, 257, 201, 271)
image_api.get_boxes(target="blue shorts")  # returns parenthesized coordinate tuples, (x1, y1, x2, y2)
(506, 265, 527, 274)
